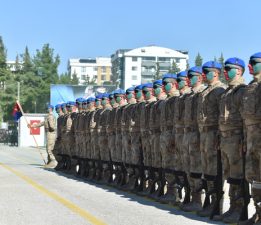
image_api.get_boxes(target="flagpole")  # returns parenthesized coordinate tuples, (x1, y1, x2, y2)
(16, 100, 47, 165)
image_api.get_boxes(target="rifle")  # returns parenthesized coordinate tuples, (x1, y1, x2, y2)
(210, 135, 224, 219)
(239, 138, 250, 221)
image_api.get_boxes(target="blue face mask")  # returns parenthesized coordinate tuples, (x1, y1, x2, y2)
(206, 71, 214, 81)
(190, 76, 198, 86)
(228, 68, 237, 80)
(164, 83, 172, 92)
(178, 81, 185, 89)
(253, 63, 261, 74)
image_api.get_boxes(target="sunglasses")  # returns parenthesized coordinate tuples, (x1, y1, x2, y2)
(202, 69, 213, 75)
(153, 85, 161, 89)
(134, 89, 141, 93)
(142, 89, 149, 94)
(224, 66, 237, 72)
(177, 78, 186, 83)
(126, 91, 133, 95)
(162, 80, 169, 86)
(249, 60, 260, 66)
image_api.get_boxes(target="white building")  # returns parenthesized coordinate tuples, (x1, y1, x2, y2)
(111, 45, 189, 90)
(68, 57, 112, 85)
(6, 60, 23, 72)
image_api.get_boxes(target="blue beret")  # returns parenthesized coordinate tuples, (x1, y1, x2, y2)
(142, 83, 153, 89)
(225, 57, 245, 69)
(114, 89, 125, 95)
(202, 61, 222, 70)
(66, 101, 76, 107)
(102, 93, 110, 99)
(55, 104, 61, 110)
(95, 94, 103, 100)
(61, 103, 67, 109)
(153, 80, 163, 87)
(162, 73, 177, 80)
(177, 71, 188, 78)
(134, 84, 144, 91)
(126, 87, 135, 93)
(47, 104, 54, 109)
(87, 97, 95, 103)
(109, 92, 114, 98)
(250, 52, 261, 60)
(82, 98, 88, 103)
(76, 97, 84, 103)
(188, 66, 202, 75)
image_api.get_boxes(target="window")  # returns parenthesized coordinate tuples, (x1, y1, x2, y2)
(102, 66, 106, 73)
(101, 75, 106, 80)
(81, 75, 86, 80)
(94, 67, 97, 71)
(176, 58, 180, 63)
(132, 75, 138, 80)
(132, 66, 137, 71)
(158, 57, 171, 62)
(132, 57, 138, 62)
(81, 67, 86, 73)
(142, 56, 155, 61)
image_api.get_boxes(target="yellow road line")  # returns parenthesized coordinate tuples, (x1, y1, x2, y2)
(0, 162, 107, 225)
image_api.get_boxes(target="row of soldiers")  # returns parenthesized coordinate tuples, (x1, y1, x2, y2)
(49, 52, 261, 225)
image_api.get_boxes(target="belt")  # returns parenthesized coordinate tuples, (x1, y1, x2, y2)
(166, 125, 173, 131)
(151, 128, 161, 133)
(221, 129, 242, 138)
(184, 127, 197, 132)
(199, 125, 218, 132)
(175, 127, 184, 133)
(247, 123, 261, 130)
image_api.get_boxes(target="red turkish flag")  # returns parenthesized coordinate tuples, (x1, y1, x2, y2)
(30, 120, 41, 135)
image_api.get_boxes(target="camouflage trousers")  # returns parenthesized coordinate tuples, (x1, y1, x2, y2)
(183, 129, 202, 192)
(131, 132, 142, 165)
(115, 131, 122, 162)
(99, 132, 110, 162)
(174, 130, 184, 172)
(220, 130, 243, 180)
(92, 132, 101, 160)
(122, 132, 131, 164)
(84, 132, 91, 159)
(108, 132, 117, 162)
(200, 128, 218, 176)
(160, 129, 175, 170)
(151, 131, 162, 168)
(141, 132, 152, 167)
(245, 124, 261, 182)
(46, 132, 56, 161)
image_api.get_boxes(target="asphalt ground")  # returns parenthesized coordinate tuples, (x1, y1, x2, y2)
(0, 144, 255, 225)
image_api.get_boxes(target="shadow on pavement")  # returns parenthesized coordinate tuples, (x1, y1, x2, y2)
(43, 168, 224, 225)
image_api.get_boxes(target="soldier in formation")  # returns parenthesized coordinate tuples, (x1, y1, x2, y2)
(51, 52, 261, 224)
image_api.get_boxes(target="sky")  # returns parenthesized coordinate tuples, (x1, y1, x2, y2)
(1, 0, 260, 83)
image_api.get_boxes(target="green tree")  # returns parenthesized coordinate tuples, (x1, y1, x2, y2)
(195, 53, 203, 66)
(214, 56, 217, 62)
(71, 71, 79, 85)
(218, 53, 227, 84)
(0, 36, 7, 69)
(169, 60, 181, 74)
(58, 72, 72, 84)
(22, 46, 33, 73)
(154, 62, 161, 80)
(14, 54, 21, 73)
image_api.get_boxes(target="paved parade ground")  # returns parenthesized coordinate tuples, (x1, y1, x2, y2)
(0, 144, 253, 225)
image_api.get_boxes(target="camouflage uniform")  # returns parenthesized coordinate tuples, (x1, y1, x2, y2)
(33, 111, 56, 164)
(140, 97, 156, 194)
(197, 80, 226, 216)
(182, 84, 206, 211)
(241, 80, 261, 224)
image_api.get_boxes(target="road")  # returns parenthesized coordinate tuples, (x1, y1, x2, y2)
(0, 144, 252, 225)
